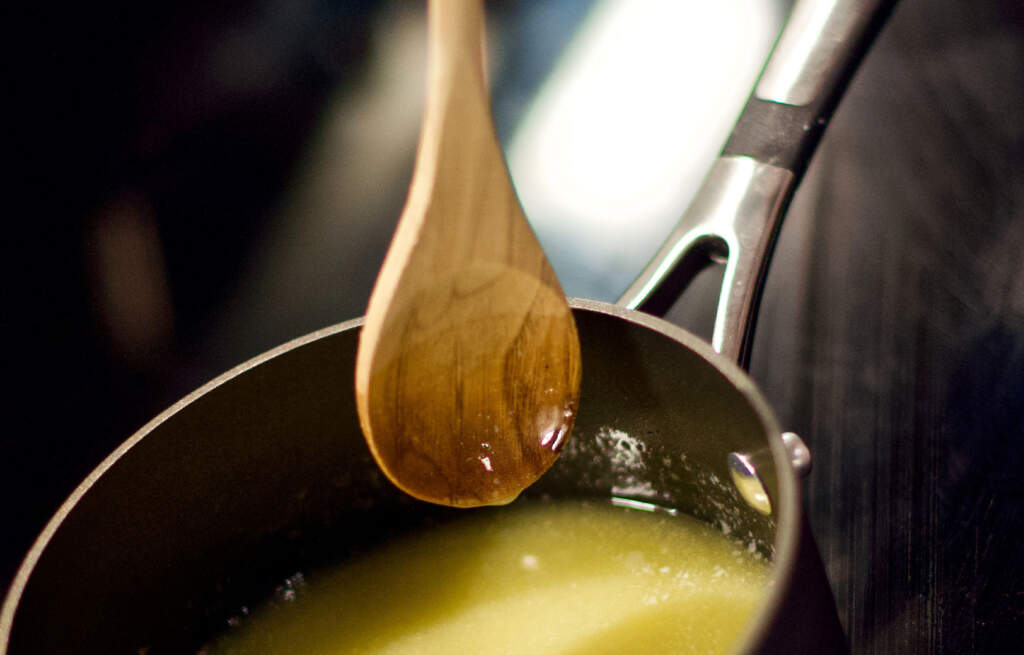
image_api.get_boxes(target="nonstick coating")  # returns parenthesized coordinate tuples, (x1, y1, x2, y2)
(2, 302, 802, 654)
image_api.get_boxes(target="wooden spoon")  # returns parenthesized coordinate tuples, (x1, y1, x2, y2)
(354, 0, 581, 507)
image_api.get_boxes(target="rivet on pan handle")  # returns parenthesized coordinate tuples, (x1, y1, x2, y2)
(729, 432, 812, 515)
(619, 0, 898, 370)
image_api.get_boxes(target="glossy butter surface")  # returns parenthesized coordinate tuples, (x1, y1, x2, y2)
(204, 501, 770, 655)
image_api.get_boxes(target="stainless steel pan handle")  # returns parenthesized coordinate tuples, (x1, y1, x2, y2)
(618, 0, 898, 368)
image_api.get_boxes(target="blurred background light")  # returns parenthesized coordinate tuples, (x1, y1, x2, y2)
(507, 0, 790, 300)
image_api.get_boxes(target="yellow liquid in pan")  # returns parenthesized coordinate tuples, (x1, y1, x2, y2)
(204, 501, 770, 655)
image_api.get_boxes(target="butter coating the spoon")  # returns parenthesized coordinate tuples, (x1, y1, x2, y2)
(354, 0, 581, 507)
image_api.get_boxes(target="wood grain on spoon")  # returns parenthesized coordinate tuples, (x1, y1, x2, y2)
(354, 0, 581, 507)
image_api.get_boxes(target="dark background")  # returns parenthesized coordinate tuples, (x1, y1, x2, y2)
(4, 0, 1024, 652)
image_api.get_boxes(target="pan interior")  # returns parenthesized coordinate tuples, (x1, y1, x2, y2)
(2, 306, 785, 654)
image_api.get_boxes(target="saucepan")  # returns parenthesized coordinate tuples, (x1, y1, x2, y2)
(0, 0, 896, 652)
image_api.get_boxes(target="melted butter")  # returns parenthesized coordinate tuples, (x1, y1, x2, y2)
(203, 501, 770, 655)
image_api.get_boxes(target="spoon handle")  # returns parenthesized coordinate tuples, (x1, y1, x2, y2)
(398, 0, 507, 264)
(427, 0, 486, 84)
(416, 0, 488, 165)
